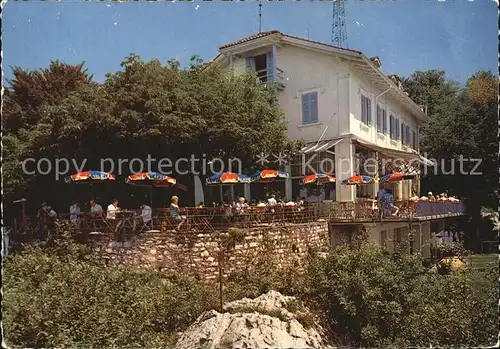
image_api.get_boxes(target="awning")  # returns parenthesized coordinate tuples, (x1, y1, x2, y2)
(353, 138, 419, 161)
(301, 138, 343, 154)
(419, 155, 436, 166)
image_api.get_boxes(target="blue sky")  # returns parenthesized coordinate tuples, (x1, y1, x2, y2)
(3, 0, 497, 85)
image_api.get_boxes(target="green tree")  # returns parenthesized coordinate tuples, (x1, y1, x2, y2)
(3, 61, 95, 134)
(3, 245, 218, 347)
(403, 70, 498, 250)
(3, 55, 298, 218)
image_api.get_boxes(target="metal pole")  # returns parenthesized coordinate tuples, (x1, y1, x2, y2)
(21, 201, 27, 231)
(258, 1, 262, 33)
(218, 249, 224, 312)
(150, 186, 153, 209)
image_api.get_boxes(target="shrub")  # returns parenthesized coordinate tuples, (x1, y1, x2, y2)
(302, 241, 498, 347)
(3, 245, 218, 348)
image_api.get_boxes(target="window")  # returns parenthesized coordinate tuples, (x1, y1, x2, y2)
(301, 91, 318, 125)
(406, 126, 411, 146)
(412, 130, 417, 149)
(395, 228, 402, 244)
(391, 116, 400, 140)
(401, 122, 405, 144)
(377, 105, 388, 133)
(380, 230, 388, 248)
(246, 52, 274, 83)
(361, 95, 372, 125)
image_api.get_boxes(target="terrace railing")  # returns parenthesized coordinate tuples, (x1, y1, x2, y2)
(21, 204, 330, 239)
(329, 200, 466, 223)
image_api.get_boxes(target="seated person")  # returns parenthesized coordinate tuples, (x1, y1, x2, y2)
(37, 201, 58, 222)
(69, 200, 81, 228)
(256, 200, 267, 208)
(89, 199, 103, 215)
(196, 202, 205, 209)
(170, 196, 186, 231)
(285, 200, 297, 207)
(106, 199, 120, 220)
(427, 192, 436, 201)
(106, 199, 123, 232)
(133, 204, 153, 231)
(70, 200, 79, 218)
(233, 197, 248, 214)
(267, 194, 278, 207)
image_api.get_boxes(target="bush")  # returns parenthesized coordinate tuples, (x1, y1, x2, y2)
(224, 241, 498, 347)
(302, 242, 498, 347)
(3, 245, 218, 348)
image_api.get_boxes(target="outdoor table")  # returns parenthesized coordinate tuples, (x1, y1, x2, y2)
(114, 210, 138, 235)
(184, 208, 217, 233)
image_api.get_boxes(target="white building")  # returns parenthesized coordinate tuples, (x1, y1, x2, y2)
(212, 30, 427, 203)
(209, 31, 463, 256)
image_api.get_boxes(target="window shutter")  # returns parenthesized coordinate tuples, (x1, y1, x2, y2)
(245, 57, 255, 70)
(266, 52, 274, 82)
(361, 96, 365, 123)
(302, 93, 310, 124)
(382, 110, 387, 134)
(377, 105, 381, 132)
(367, 98, 372, 125)
(389, 115, 393, 138)
(310, 92, 318, 123)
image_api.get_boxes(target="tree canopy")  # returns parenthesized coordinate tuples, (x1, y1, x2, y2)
(3, 55, 298, 214)
(403, 70, 498, 249)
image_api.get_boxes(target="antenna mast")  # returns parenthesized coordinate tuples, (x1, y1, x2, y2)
(259, 0, 262, 33)
(331, 0, 348, 48)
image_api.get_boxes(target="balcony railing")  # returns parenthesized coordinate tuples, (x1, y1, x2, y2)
(328, 200, 466, 223)
(255, 67, 286, 90)
(17, 204, 330, 241)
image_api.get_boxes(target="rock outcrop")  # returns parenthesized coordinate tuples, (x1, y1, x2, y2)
(176, 290, 332, 349)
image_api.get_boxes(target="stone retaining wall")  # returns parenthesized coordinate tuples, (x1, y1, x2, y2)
(89, 221, 330, 280)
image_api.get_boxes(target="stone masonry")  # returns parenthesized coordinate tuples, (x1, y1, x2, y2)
(89, 221, 330, 281)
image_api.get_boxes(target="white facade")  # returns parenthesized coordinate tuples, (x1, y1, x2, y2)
(213, 31, 427, 203)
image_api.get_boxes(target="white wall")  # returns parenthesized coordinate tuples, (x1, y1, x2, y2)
(231, 55, 247, 75)
(349, 70, 421, 151)
(275, 45, 351, 143)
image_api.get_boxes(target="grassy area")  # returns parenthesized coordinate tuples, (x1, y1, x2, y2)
(465, 254, 498, 269)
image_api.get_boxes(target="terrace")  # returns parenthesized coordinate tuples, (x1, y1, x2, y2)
(24, 204, 330, 240)
(21, 200, 465, 241)
(328, 200, 466, 223)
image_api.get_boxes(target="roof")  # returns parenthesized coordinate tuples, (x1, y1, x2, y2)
(219, 30, 362, 56)
(219, 30, 281, 50)
(216, 30, 427, 121)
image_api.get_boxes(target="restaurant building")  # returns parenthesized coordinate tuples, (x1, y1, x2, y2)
(208, 30, 464, 256)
